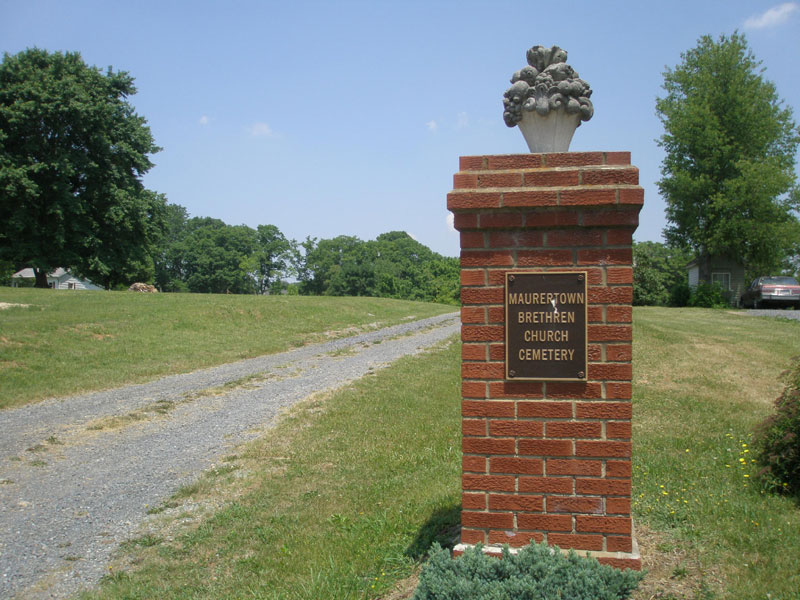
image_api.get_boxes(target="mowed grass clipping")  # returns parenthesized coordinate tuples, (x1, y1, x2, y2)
(0, 288, 455, 410)
(84, 337, 463, 600)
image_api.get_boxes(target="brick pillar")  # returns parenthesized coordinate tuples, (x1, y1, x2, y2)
(449, 151, 642, 570)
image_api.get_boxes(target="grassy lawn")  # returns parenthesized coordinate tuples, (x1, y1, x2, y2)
(59, 308, 800, 598)
(0, 288, 455, 410)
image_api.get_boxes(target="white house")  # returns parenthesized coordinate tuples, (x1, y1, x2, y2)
(10, 268, 103, 290)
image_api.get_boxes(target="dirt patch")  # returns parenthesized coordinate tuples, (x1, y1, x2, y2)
(0, 302, 31, 310)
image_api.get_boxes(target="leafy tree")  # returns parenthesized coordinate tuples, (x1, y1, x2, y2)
(153, 203, 190, 292)
(0, 48, 166, 289)
(241, 224, 296, 294)
(656, 33, 800, 276)
(632, 241, 692, 306)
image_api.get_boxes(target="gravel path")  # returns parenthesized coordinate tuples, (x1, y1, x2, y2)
(0, 312, 459, 599)
(741, 308, 800, 321)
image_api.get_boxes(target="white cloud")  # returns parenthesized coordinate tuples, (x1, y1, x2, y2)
(198, 115, 210, 126)
(456, 112, 469, 129)
(249, 122, 274, 137)
(446, 213, 456, 233)
(426, 120, 438, 132)
(744, 2, 799, 29)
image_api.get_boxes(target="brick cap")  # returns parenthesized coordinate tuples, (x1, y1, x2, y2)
(453, 536, 641, 571)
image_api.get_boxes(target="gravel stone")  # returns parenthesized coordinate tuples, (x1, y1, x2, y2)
(0, 312, 459, 599)
(741, 308, 800, 321)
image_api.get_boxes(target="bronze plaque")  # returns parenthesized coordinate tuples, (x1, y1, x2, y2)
(505, 271, 587, 381)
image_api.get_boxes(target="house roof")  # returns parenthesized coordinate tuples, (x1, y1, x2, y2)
(12, 268, 68, 278)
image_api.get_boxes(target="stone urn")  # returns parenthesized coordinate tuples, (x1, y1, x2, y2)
(503, 45, 593, 153)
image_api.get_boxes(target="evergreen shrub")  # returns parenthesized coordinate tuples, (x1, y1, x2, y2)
(754, 357, 800, 497)
(668, 282, 691, 307)
(688, 282, 728, 308)
(412, 543, 644, 600)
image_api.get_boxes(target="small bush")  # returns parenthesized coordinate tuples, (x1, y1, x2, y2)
(754, 356, 800, 497)
(689, 282, 728, 308)
(668, 282, 691, 307)
(412, 543, 644, 600)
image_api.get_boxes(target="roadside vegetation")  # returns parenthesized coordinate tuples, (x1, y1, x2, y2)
(0, 289, 454, 410)
(76, 308, 800, 599)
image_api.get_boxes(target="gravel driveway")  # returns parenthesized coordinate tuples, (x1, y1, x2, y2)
(0, 312, 459, 599)
(740, 308, 800, 321)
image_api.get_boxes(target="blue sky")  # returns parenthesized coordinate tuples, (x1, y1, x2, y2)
(2, 0, 799, 257)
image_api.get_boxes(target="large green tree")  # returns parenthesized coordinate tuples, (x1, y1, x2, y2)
(656, 33, 800, 276)
(0, 48, 166, 288)
(632, 241, 692, 306)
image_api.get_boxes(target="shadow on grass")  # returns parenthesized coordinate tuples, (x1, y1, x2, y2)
(405, 503, 461, 560)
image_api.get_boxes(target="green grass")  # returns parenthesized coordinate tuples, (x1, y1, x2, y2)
(53, 307, 800, 598)
(0, 288, 454, 410)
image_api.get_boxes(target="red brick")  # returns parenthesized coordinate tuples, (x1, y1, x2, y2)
(606, 229, 633, 245)
(576, 441, 632, 458)
(454, 173, 479, 188)
(581, 167, 639, 186)
(479, 172, 522, 187)
(547, 497, 603, 514)
(606, 461, 632, 478)
(607, 536, 633, 552)
(490, 530, 544, 546)
(490, 457, 544, 475)
(463, 400, 515, 417)
(460, 528, 486, 544)
(487, 154, 544, 169)
(546, 229, 603, 247)
(490, 420, 544, 437)
(462, 363, 505, 379)
(518, 439, 573, 456)
(607, 306, 633, 323)
(461, 381, 487, 398)
(604, 152, 631, 165)
(544, 152, 604, 167)
(607, 422, 632, 439)
(488, 305, 506, 322)
(588, 325, 632, 342)
(587, 307, 603, 323)
(546, 422, 602, 438)
(588, 344, 602, 361)
(462, 511, 514, 529)
(576, 403, 632, 420)
(453, 213, 478, 230)
(503, 190, 559, 207)
(546, 382, 602, 399)
(462, 492, 486, 509)
(519, 476, 574, 494)
(462, 419, 486, 436)
(490, 381, 545, 399)
(462, 455, 486, 472)
(462, 344, 486, 361)
(462, 325, 504, 342)
(489, 344, 505, 361)
(578, 248, 633, 266)
(461, 250, 514, 267)
(517, 400, 571, 417)
(461, 287, 504, 305)
(447, 191, 502, 210)
(462, 474, 515, 492)
(576, 516, 632, 535)
(576, 478, 632, 496)
(461, 306, 485, 323)
(480, 212, 524, 229)
(606, 267, 633, 284)
(587, 363, 633, 381)
(619, 188, 644, 205)
(549, 533, 604, 551)
(517, 249, 573, 266)
(597, 557, 641, 570)
(547, 459, 602, 476)
(523, 170, 579, 187)
(560, 188, 617, 206)
(606, 498, 631, 514)
(588, 287, 633, 304)
(489, 494, 544, 512)
(489, 231, 543, 248)
(517, 513, 572, 531)
(460, 269, 486, 287)
(525, 210, 580, 228)
(606, 383, 633, 400)
(460, 156, 486, 170)
(460, 231, 485, 248)
(463, 437, 515, 455)
(606, 344, 632, 362)
(582, 209, 640, 227)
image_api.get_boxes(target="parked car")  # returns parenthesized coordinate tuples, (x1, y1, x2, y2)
(740, 276, 800, 309)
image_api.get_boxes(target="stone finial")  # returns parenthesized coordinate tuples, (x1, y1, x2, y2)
(503, 45, 594, 152)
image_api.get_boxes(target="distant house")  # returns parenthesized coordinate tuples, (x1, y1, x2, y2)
(10, 268, 103, 291)
(687, 255, 745, 306)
